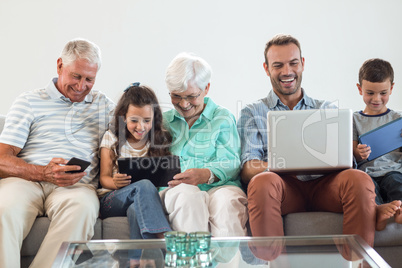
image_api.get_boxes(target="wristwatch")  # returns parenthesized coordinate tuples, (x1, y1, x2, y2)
(207, 169, 216, 184)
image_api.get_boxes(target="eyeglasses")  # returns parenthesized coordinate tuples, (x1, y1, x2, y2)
(169, 91, 202, 102)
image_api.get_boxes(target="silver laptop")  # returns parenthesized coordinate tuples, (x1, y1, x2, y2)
(267, 109, 353, 174)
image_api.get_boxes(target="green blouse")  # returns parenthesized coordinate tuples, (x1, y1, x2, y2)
(163, 97, 242, 191)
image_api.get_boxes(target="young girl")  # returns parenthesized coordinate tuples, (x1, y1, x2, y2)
(99, 83, 172, 242)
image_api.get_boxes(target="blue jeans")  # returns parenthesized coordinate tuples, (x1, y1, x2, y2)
(372, 171, 402, 205)
(100, 179, 171, 239)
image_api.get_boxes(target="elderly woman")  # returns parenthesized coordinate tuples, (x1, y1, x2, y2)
(161, 52, 248, 236)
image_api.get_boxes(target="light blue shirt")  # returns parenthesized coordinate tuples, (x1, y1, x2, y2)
(0, 78, 115, 185)
(163, 97, 242, 191)
(237, 89, 335, 181)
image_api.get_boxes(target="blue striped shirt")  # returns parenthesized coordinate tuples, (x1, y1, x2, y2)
(237, 89, 335, 167)
(0, 78, 115, 185)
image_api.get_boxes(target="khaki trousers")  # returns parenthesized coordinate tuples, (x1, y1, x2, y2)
(0, 177, 99, 268)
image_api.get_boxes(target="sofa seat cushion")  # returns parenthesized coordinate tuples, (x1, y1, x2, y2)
(102, 217, 130, 240)
(283, 211, 402, 247)
(21, 217, 50, 256)
(374, 221, 402, 247)
(283, 212, 343, 236)
(20, 217, 102, 256)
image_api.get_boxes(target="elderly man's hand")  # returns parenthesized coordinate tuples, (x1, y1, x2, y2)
(168, 168, 210, 187)
(41, 158, 86, 187)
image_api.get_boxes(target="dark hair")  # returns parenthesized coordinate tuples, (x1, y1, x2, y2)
(264, 34, 302, 66)
(358, 58, 394, 85)
(110, 85, 172, 166)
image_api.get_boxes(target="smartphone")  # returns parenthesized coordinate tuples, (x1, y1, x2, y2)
(66, 157, 91, 173)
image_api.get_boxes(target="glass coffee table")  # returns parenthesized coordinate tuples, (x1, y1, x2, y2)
(52, 235, 390, 267)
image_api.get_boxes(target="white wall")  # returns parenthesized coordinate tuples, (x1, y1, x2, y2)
(1, 0, 401, 118)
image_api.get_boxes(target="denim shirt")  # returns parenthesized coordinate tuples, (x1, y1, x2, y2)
(163, 97, 242, 191)
(237, 89, 335, 181)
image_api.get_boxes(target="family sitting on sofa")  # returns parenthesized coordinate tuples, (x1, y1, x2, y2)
(0, 34, 401, 268)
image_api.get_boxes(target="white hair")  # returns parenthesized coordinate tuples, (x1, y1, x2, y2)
(165, 52, 212, 93)
(60, 38, 102, 70)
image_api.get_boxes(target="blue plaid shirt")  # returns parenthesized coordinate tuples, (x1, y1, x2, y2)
(237, 89, 335, 170)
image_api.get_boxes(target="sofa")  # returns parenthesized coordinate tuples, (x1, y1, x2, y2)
(0, 116, 401, 267)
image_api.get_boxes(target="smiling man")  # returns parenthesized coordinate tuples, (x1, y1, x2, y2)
(237, 34, 377, 248)
(56, 57, 98, 102)
(264, 40, 304, 99)
(0, 39, 114, 267)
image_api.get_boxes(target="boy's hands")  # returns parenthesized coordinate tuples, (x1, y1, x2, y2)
(357, 144, 371, 160)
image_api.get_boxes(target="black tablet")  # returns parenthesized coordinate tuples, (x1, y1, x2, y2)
(117, 155, 181, 187)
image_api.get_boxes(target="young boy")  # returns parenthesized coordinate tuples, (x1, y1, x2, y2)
(353, 58, 402, 231)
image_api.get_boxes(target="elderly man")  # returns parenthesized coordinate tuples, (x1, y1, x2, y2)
(237, 34, 377, 247)
(0, 39, 114, 267)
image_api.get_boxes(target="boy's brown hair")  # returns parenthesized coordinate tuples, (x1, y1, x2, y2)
(358, 58, 394, 85)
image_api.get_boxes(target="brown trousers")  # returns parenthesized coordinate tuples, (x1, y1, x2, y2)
(248, 169, 377, 247)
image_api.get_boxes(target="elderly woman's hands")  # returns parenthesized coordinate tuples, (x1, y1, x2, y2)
(168, 168, 210, 187)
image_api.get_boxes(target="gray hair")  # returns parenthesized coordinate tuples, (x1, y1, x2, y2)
(165, 52, 212, 93)
(60, 38, 102, 70)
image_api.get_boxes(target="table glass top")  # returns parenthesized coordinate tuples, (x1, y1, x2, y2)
(52, 235, 390, 268)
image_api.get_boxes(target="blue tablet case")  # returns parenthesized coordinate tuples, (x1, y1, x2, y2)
(358, 117, 402, 161)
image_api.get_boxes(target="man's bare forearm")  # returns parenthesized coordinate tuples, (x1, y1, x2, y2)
(0, 143, 87, 186)
(0, 143, 44, 181)
(0, 154, 43, 181)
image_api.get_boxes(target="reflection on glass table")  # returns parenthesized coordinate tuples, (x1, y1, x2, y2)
(52, 235, 390, 268)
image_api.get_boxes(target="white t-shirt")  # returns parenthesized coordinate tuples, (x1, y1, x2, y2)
(97, 130, 149, 196)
